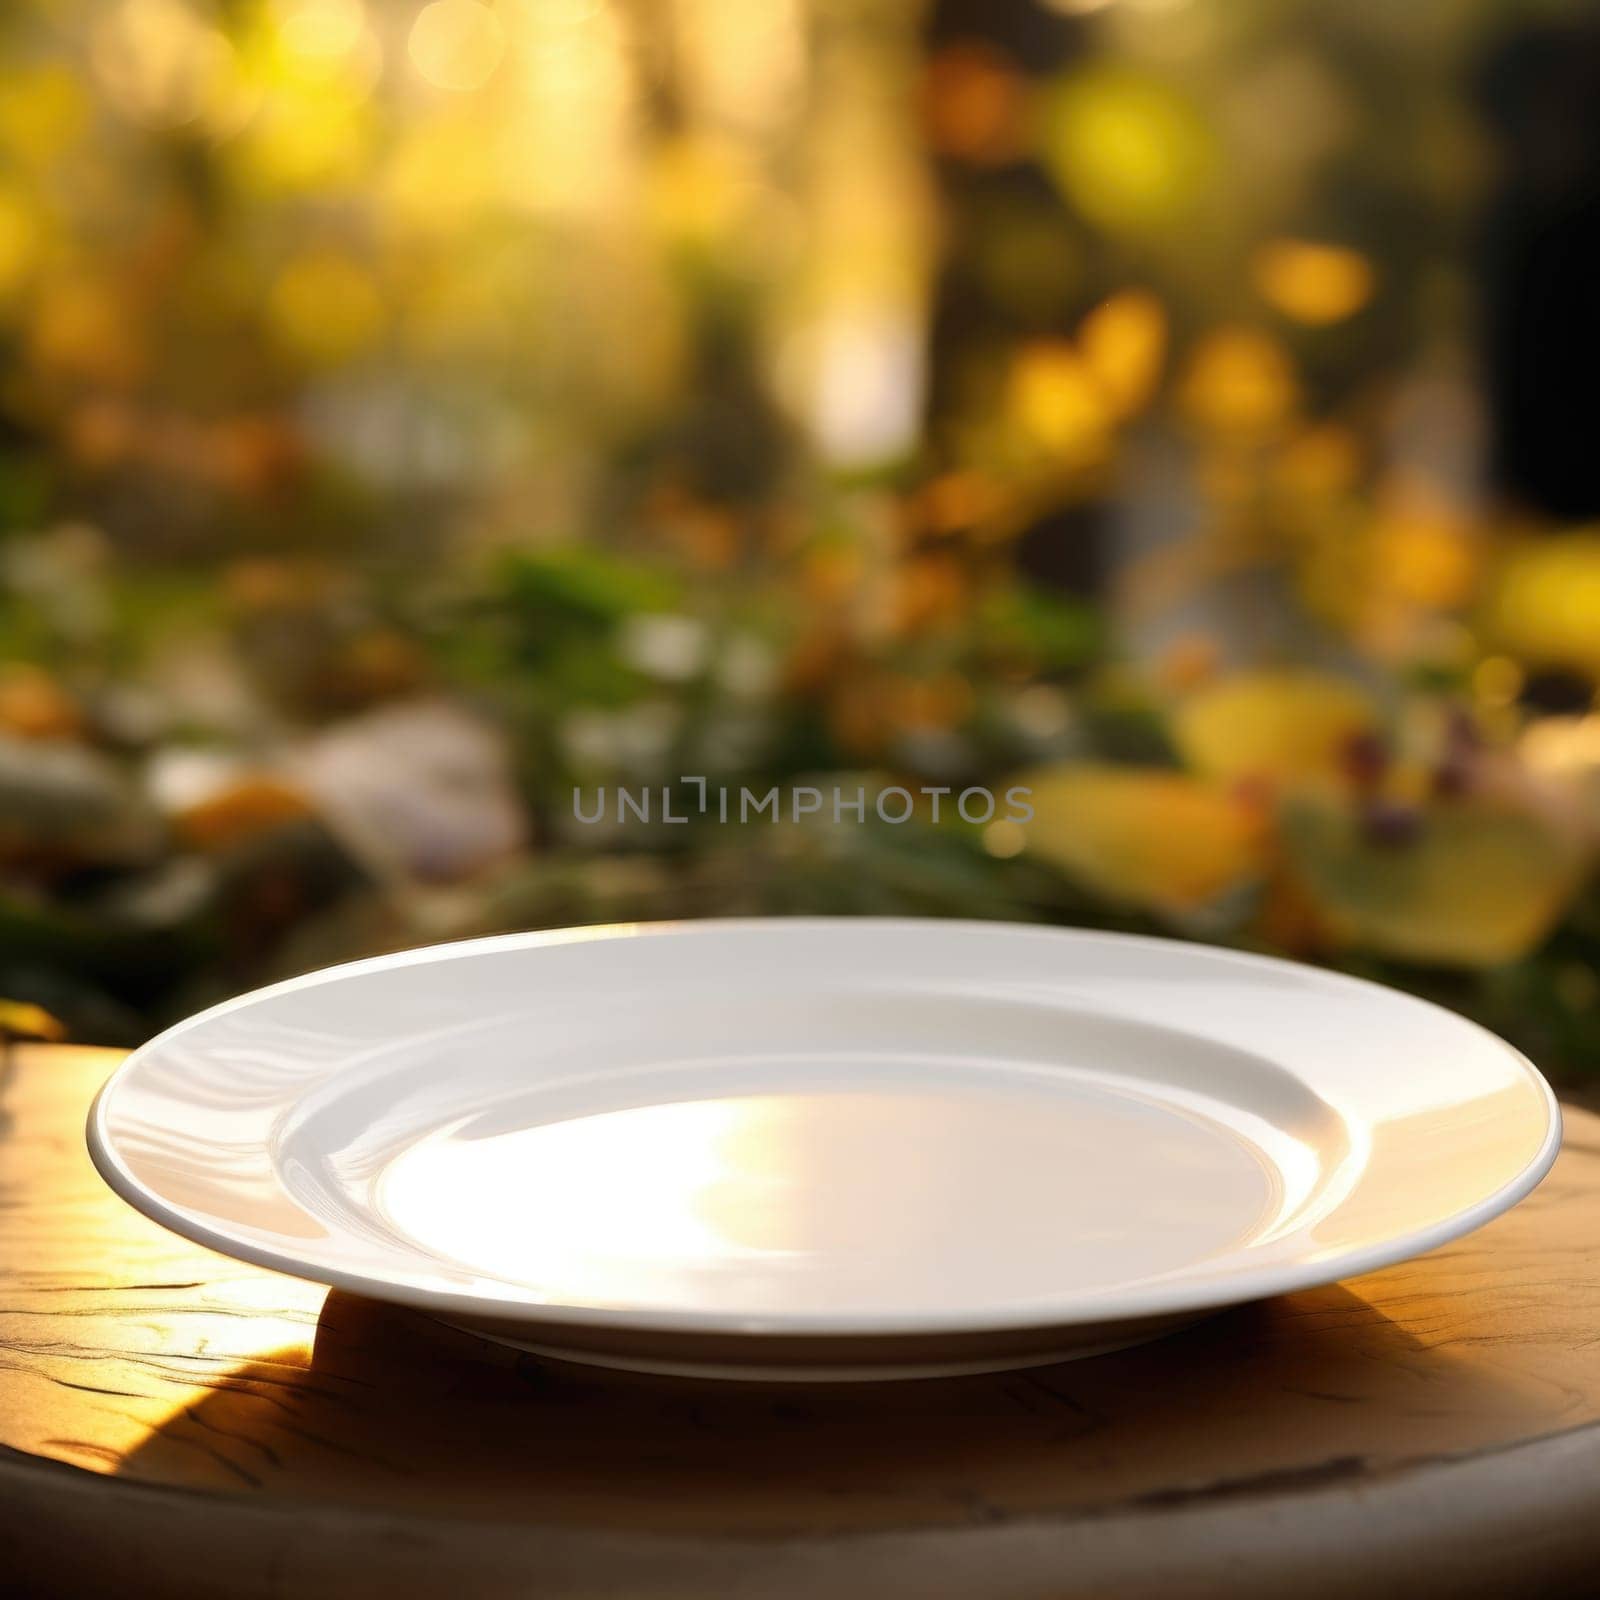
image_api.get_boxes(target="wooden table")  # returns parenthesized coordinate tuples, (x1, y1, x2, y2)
(4, 1047, 1600, 1599)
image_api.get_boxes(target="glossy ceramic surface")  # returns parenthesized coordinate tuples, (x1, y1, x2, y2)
(88, 920, 1559, 1379)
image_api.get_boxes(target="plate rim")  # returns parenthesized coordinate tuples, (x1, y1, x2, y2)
(86, 917, 1563, 1340)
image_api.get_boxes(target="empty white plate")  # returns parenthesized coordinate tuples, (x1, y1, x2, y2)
(88, 920, 1559, 1380)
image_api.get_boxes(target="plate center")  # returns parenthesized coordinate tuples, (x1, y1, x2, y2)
(375, 1078, 1283, 1315)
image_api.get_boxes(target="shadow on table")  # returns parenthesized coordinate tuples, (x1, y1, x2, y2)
(112, 1280, 1536, 1532)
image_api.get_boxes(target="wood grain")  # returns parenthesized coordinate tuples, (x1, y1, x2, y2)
(2, 1046, 1598, 1598)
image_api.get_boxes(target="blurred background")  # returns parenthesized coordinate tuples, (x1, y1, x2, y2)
(2, 0, 1599, 1077)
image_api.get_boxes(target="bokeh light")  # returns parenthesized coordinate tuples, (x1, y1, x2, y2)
(0, 0, 1591, 1080)
(409, 0, 506, 93)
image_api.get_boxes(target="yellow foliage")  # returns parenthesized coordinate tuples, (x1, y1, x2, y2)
(0, 1000, 67, 1044)
(649, 139, 759, 246)
(409, 0, 505, 94)
(1020, 763, 1264, 912)
(1041, 68, 1212, 233)
(1371, 511, 1478, 610)
(1483, 536, 1600, 678)
(1284, 800, 1579, 968)
(231, 65, 372, 190)
(1274, 425, 1362, 502)
(1473, 655, 1523, 707)
(0, 666, 81, 740)
(176, 776, 316, 852)
(1007, 341, 1110, 462)
(0, 66, 89, 163)
(31, 279, 145, 385)
(275, 0, 368, 64)
(1173, 669, 1376, 786)
(91, 0, 244, 131)
(0, 188, 39, 302)
(1180, 327, 1298, 437)
(269, 251, 385, 362)
(1253, 239, 1375, 325)
(1079, 288, 1166, 418)
(384, 118, 499, 229)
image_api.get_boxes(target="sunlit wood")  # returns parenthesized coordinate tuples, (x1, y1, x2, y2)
(4, 1046, 1600, 1596)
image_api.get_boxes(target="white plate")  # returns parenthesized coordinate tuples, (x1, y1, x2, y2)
(88, 919, 1559, 1381)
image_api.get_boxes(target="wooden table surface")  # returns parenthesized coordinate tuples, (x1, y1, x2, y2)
(4, 1046, 1600, 1599)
